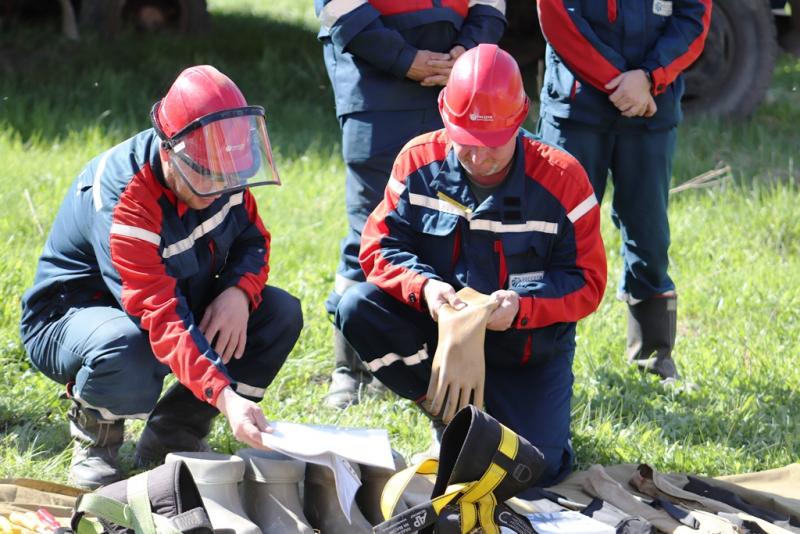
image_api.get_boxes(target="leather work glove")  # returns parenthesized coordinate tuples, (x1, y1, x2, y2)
(425, 287, 498, 424)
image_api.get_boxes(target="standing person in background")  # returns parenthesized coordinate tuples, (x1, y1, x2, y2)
(536, 0, 711, 381)
(315, 0, 507, 409)
(19, 65, 303, 488)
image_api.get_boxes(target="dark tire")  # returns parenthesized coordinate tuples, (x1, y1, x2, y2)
(682, 0, 777, 118)
(78, 0, 208, 35)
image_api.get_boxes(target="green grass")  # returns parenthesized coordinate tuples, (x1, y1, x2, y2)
(1, 1, 799, 483)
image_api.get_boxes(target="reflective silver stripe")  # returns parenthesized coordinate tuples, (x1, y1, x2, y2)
(468, 0, 506, 14)
(319, 0, 367, 28)
(162, 193, 244, 259)
(235, 382, 266, 399)
(470, 219, 558, 235)
(567, 194, 598, 223)
(367, 347, 429, 373)
(335, 273, 359, 296)
(110, 223, 162, 246)
(93, 151, 112, 211)
(408, 193, 470, 218)
(387, 176, 406, 196)
(73, 393, 150, 421)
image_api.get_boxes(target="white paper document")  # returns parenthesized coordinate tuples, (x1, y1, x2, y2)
(526, 511, 616, 534)
(261, 422, 394, 522)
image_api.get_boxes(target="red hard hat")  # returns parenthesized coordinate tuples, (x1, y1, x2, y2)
(439, 44, 529, 148)
(155, 65, 252, 174)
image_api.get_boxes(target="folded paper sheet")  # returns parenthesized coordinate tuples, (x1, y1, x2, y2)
(261, 422, 394, 522)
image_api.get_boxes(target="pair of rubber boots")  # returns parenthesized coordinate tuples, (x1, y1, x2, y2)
(165, 450, 312, 534)
(303, 449, 408, 533)
(325, 327, 385, 409)
(68, 382, 218, 490)
(162, 449, 406, 534)
(626, 295, 680, 381)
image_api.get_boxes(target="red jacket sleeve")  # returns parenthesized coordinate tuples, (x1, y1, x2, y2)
(537, 0, 626, 92)
(513, 142, 607, 328)
(102, 168, 232, 405)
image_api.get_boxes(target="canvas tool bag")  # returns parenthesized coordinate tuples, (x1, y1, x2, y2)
(375, 406, 546, 534)
(0, 477, 83, 529)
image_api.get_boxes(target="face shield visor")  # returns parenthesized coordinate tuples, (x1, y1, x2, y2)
(152, 103, 281, 197)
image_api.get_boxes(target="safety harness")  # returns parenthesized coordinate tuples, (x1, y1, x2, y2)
(70, 461, 213, 534)
(375, 406, 546, 534)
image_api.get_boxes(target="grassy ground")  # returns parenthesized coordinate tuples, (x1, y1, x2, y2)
(1, 1, 798, 482)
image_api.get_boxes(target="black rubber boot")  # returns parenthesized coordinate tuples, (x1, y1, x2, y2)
(135, 382, 218, 468)
(68, 402, 125, 490)
(324, 327, 383, 409)
(626, 295, 680, 381)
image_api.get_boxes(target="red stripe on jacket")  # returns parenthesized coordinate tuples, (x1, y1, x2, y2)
(237, 190, 271, 310)
(607, 0, 617, 22)
(537, 0, 622, 93)
(369, 0, 468, 17)
(650, 0, 712, 95)
(514, 140, 607, 328)
(360, 131, 451, 311)
(110, 166, 231, 405)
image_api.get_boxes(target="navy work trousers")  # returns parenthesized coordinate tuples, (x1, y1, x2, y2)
(538, 116, 677, 301)
(327, 108, 443, 313)
(21, 286, 303, 419)
(336, 282, 575, 487)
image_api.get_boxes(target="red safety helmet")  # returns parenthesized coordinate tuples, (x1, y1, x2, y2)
(151, 65, 280, 197)
(439, 44, 529, 148)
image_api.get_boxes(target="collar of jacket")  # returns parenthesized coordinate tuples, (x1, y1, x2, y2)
(429, 133, 527, 219)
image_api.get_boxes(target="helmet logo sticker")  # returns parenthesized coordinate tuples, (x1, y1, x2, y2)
(469, 112, 494, 122)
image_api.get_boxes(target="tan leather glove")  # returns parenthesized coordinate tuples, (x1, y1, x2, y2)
(425, 287, 498, 424)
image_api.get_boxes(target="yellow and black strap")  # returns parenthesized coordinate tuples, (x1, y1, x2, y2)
(375, 424, 535, 534)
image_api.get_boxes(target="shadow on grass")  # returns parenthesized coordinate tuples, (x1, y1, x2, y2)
(0, 12, 340, 157)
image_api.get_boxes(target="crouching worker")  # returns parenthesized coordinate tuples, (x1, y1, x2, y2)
(19, 65, 303, 489)
(336, 45, 606, 486)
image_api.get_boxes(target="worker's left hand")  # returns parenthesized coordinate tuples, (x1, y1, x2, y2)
(606, 70, 652, 117)
(215, 386, 272, 449)
(199, 286, 250, 364)
(486, 290, 520, 331)
(420, 45, 465, 87)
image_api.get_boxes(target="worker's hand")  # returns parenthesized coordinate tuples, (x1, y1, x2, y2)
(199, 286, 249, 364)
(408, 50, 454, 82)
(449, 45, 467, 60)
(423, 279, 466, 322)
(215, 386, 273, 449)
(420, 46, 465, 86)
(486, 290, 520, 331)
(606, 70, 653, 117)
(643, 95, 658, 118)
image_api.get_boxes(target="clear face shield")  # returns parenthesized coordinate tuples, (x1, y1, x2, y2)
(151, 103, 281, 197)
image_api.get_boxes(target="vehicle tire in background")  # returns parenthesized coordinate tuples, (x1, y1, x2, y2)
(682, 0, 778, 118)
(78, 0, 209, 36)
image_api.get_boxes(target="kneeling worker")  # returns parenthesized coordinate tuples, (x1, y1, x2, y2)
(19, 65, 303, 488)
(337, 45, 607, 485)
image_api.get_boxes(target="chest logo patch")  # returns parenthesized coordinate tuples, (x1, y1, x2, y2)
(653, 0, 672, 16)
(509, 271, 545, 288)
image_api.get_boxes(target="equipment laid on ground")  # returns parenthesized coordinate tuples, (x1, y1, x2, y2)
(376, 405, 547, 534)
(164, 452, 259, 534)
(71, 459, 213, 534)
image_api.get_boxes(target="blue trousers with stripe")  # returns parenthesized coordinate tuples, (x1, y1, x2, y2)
(20, 286, 303, 419)
(336, 282, 575, 488)
(538, 116, 677, 300)
(326, 108, 443, 313)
